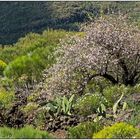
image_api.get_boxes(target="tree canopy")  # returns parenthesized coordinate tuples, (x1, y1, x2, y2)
(42, 16, 140, 98)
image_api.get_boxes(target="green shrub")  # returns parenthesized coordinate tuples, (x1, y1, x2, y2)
(0, 60, 7, 75)
(0, 87, 14, 109)
(74, 93, 107, 116)
(0, 126, 50, 139)
(4, 55, 36, 84)
(103, 85, 127, 106)
(68, 121, 102, 139)
(4, 46, 55, 86)
(93, 122, 139, 139)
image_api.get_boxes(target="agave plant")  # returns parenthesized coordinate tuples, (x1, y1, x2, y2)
(42, 94, 75, 117)
(61, 94, 75, 115)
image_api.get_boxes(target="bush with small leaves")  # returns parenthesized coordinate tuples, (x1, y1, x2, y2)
(103, 85, 127, 106)
(93, 122, 140, 139)
(74, 93, 108, 116)
(68, 121, 102, 139)
(4, 46, 55, 87)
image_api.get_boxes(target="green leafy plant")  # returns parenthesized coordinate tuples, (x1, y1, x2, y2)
(93, 103, 107, 122)
(68, 121, 102, 139)
(93, 122, 140, 139)
(61, 95, 75, 115)
(97, 103, 106, 116)
(53, 94, 75, 115)
(39, 94, 75, 117)
(74, 93, 108, 116)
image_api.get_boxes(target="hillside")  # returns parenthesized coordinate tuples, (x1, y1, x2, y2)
(0, 1, 140, 45)
(0, 2, 140, 139)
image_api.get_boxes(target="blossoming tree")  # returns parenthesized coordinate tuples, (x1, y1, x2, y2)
(43, 16, 140, 96)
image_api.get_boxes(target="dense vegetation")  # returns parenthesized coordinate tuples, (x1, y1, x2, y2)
(0, 2, 140, 139)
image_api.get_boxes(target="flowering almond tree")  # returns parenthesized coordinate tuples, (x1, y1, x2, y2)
(43, 16, 140, 96)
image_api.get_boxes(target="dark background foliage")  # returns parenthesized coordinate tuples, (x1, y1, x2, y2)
(0, 1, 140, 45)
